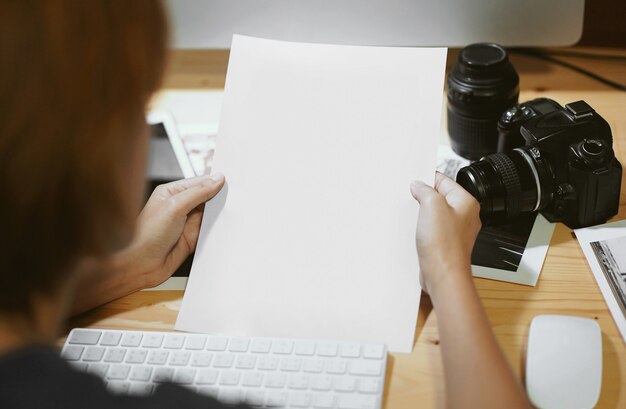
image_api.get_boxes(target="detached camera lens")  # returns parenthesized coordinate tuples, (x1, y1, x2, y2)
(456, 149, 552, 224)
(447, 43, 519, 161)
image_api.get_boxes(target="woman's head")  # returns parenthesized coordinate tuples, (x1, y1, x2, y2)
(0, 0, 168, 314)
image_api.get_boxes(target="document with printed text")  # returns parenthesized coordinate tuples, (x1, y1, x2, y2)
(576, 220, 626, 344)
(176, 35, 447, 352)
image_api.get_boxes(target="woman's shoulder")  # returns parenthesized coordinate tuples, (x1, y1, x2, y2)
(0, 346, 236, 409)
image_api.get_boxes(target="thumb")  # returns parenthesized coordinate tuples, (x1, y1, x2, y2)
(410, 180, 437, 204)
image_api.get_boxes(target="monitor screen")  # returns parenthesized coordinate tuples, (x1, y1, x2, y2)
(166, 0, 585, 48)
(147, 122, 185, 183)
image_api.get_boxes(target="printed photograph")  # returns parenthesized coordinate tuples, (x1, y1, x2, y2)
(591, 236, 626, 318)
(437, 156, 537, 272)
(471, 213, 537, 272)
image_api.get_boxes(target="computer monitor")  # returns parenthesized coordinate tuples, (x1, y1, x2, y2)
(165, 0, 585, 48)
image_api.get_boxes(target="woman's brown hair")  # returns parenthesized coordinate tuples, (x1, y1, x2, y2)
(0, 1, 168, 314)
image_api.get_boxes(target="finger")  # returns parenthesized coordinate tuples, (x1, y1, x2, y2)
(167, 175, 225, 217)
(183, 210, 204, 250)
(410, 180, 438, 204)
(158, 172, 225, 196)
(166, 212, 204, 271)
(164, 238, 193, 277)
(434, 172, 477, 208)
(433, 172, 464, 197)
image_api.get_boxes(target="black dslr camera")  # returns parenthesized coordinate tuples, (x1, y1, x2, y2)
(456, 98, 622, 228)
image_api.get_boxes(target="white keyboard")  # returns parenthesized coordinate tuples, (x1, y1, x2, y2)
(61, 328, 387, 409)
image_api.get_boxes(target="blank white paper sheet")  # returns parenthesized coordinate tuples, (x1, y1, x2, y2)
(176, 35, 447, 353)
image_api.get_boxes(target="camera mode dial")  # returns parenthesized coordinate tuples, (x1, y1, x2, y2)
(570, 139, 609, 168)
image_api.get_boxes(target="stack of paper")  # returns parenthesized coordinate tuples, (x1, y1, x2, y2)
(176, 35, 446, 353)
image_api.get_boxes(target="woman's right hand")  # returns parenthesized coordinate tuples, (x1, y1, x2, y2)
(410, 172, 482, 297)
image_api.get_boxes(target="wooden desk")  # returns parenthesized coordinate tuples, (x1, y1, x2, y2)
(68, 47, 626, 408)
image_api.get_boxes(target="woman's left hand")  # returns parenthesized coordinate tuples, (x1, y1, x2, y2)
(126, 173, 226, 288)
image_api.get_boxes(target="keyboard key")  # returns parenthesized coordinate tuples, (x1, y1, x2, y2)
(349, 361, 383, 376)
(164, 334, 185, 349)
(272, 340, 293, 354)
(107, 364, 130, 380)
(173, 368, 197, 384)
(125, 349, 147, 364)
(206, 336, 228, 351)
(228, 337, 250, 352)
(242, 371, 264, 387)
(326, 359, 347, 375)
(317, 343, 338, 357)
(142, 333, 164, 348)
(129, 365, 152, 382)
(69, 330, 101, 345)
(104, 348, 126, 363)
(219, 388, 242, 404)
(362, 345, 385, 360)
(310, 375, 333, 391)
(147, 350, 169, 365)
(190, 352, 212, 367)
(100, 332, 122, 346)
(288, 374, 310, 390)
(303, 358, 325, 373)
(107, 380, 130, 394)
(213, 353, 235, 368)
(257, 356, 279, 370)
(219, 370, 241, 386)
(245, 390, 266, 406)
(340, 344, 361, 358)
(338, 395, 377, 409)
(313, 393, 335, 408)
(279, 356, 302, 372)
(197, 386, 219, 397)
(152, 367, 174, 383)
(169, 351, 191, 366)
(267, 391, 288, 407)
(196, 369, 219, 385)
(250, 339, 272, 353)
(86, 363, 109, 377)
(295, 341, 316, 356)
(358, 379, 381, 394)
(83, 346, 105, 362)
(121, 332, 142, 347)
(290, 392, 313, 408)
(265, 373, 287, 388)
(61, 345, 84, 361)
(129, 382, 153, 395)
(334, 377, 356, 392)
(235, 354, 257, 369)
(185, 336, 207, 350)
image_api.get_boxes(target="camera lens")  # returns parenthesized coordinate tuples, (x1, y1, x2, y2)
(456, 148, 553, 224)
(447, 43, 519, 161)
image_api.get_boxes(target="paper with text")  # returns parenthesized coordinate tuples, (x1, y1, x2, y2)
(175, 35, 447, 353)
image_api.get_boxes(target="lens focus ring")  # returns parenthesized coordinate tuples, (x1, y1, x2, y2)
(485, 153, 522, 218)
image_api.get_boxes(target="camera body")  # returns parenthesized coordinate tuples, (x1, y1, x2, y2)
(457, 98, 622, 228)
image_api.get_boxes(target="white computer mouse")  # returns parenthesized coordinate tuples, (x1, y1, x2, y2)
(526, 315, 602, 409)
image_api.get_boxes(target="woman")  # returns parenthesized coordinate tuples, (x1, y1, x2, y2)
(0, 1, 529, 408)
